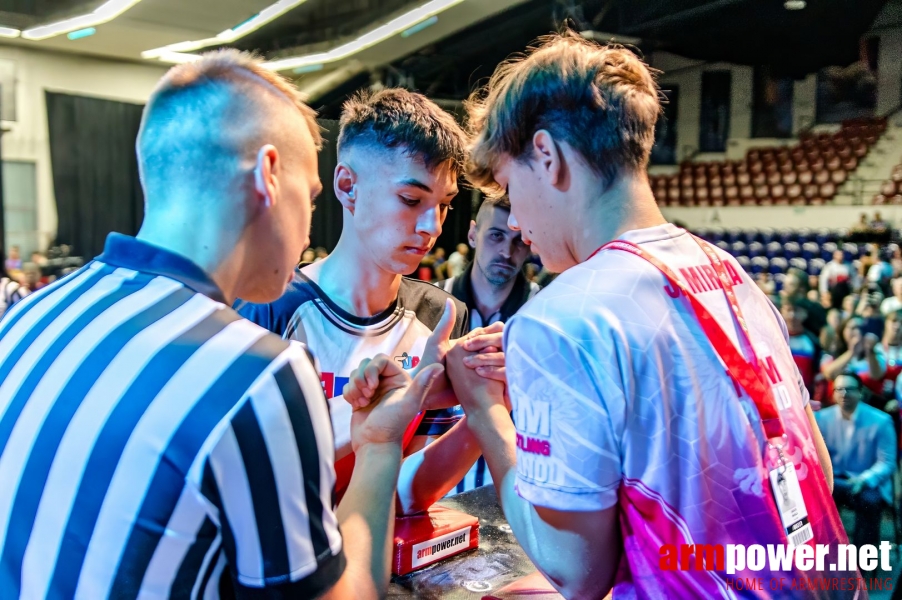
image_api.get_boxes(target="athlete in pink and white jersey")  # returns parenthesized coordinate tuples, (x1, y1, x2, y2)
(446, 33, 861, 599)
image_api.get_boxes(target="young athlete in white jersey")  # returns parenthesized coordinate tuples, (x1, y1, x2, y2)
(349, 34, 862, 598)
(239, 88, 505, 512)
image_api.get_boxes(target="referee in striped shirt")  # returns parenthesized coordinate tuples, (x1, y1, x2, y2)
(0, 50, 442, 599)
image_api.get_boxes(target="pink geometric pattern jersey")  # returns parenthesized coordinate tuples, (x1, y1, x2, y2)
(502, 224, 861, 599)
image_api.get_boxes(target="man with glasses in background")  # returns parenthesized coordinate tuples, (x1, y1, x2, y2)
(816, 372, 896, 547)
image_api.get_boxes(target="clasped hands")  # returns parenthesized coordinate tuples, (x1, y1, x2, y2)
(341, 299, 509, 452)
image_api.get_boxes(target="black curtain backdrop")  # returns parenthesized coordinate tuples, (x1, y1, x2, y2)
(46, 91, 145, 259)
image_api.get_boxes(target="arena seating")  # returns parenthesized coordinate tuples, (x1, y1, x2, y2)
(694, 226, 881, 293)
(652, 117, 887, 208)
(872, 159, 902, 205)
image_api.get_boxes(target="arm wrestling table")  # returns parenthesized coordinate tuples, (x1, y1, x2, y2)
(387, 484, 559, 599)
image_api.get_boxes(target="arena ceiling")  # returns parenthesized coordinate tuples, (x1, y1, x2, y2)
(0, 0, 893, 114)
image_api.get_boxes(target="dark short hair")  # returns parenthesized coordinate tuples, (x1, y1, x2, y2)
(338, 88, 467, 175)
(475, 195, 511, 223)
(835, 371, 864, 391)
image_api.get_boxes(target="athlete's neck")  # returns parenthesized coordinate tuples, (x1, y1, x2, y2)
(303, 235, 402, 317)
(469, 261, 517, 321)
(572, 175, 667, 264)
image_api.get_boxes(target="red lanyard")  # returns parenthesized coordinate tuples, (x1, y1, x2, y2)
(592, 235, 785, 441)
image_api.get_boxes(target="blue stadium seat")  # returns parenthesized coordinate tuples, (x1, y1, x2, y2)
(731, 241, 748, 256)
(736, 255, 751, 271)
(821, 242, 838, 261)
(759, 228, 776, 244)
(751, 256, 769, 274)
(748, 242, 765, 257)
(725, 228, 743, 244)
(802, 242, 819, 260)
(708, 227, 725, 243)
(783, 242, 801, 259)
(796, 228, 813, 244)
(808, 257, 826, 275)
(716, 240, 730, 253)
(842, 242, 858, 262)
(769, 257, 788, 274)
(774, 272, 787, 293)
(766, 241, 784, 258)
(789, 257, 808, 272)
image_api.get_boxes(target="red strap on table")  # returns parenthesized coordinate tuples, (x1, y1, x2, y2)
(592, 235, 785, 440)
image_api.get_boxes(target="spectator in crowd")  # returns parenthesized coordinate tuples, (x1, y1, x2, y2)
(301, 248, 316, 263)
(0, 248, 27, 319)
(890, 244, 902, 277)
(867, 247, 894, 294)
(881, 310, 902, 400)
(870, 211, 888, 231)
(821, 308, 844, 357)
(4, 245, 21, 272)
(855, 284, 885, 339)
(446, 242, 469, 277)
(755, 271, 775, 296)
(881, 277, 902, 315)
(852, 212, 870, 232)
(781, 298, 822, 397)
(807, 274, 820, 303)
(781, 267, 826, 336)
(21, 262, 45, 292)
(816, 373, 896, 548)
(314, 246, 328, 261)
(821, 316, 886, 397)
(431, 247, 447, 280)
(29, 250, 47, 267)
(820, 249, 855, 303)
(535, 266, 557, 287)
(841, 293, 857, 321)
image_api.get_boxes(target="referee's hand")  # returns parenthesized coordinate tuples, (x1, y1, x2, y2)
(344, 355, 444, 452)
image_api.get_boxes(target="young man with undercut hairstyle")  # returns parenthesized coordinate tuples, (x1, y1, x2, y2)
(440, 34, 856, 598)
(239, 88, 504, 513)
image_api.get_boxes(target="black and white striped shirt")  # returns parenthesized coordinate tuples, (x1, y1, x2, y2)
(0, 233, 344, 599)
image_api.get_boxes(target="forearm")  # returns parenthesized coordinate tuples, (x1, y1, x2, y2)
(333, 443, 403, 598)
(866, 352, 885, 379)
(396, 416, 484, 515)
(470, 407, 615, 599)
(821, 351, 853, 380)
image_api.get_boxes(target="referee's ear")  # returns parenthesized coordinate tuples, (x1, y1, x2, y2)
(254, 144, 279, 208)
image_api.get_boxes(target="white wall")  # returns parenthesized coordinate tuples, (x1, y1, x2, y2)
(662, 205, 889, 230)
(0, 45, 166, 251)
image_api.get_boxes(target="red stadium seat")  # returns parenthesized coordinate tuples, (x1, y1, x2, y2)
(830, 170, 847, 185)
(798, 170, 814, 185)
(819, 182, 836, 198)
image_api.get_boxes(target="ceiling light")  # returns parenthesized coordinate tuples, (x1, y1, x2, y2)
(784, 0, 806, 9)
(0, 27, 19, 38)
(263, 0, 465, 72)
(22, 0, 142, 40)
(401, 15, 438, 37)
(67, 27, 96, 40)
(293, 63, 324, 74)
(142, 0, 309, 60)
